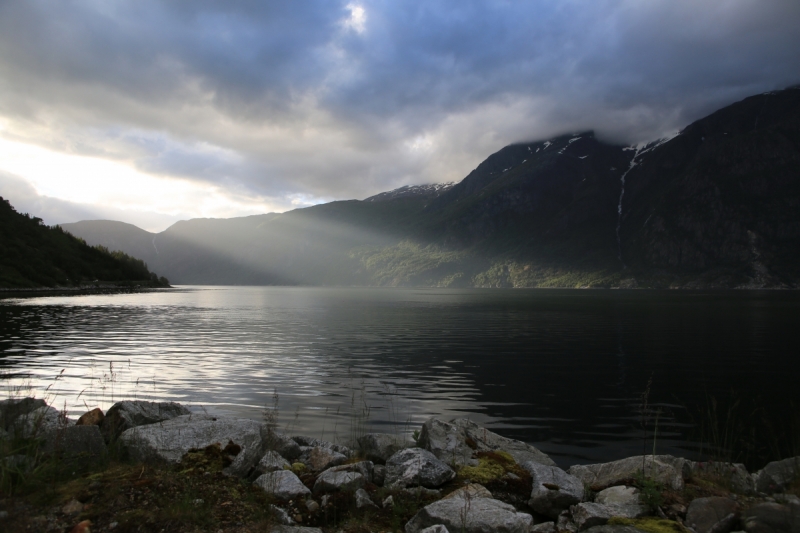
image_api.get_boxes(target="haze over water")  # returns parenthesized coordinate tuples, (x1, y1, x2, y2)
(1, 287, 798, 468)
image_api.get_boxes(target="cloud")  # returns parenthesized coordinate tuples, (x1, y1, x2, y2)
(0, 170, 182, 232)
(0, 0, 798, 225)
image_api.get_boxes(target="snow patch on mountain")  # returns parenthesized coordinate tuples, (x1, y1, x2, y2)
(364, 182, 456, 202)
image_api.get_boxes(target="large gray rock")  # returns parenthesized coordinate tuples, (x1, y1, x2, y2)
(325, 460, 374, 483)
(355, 488, 378, 508)
(570, 502, 648, 531)
(256, 450, 292, 475)
(101, 400, 190, 442)
(263, 431, 302, 461)
(254, 470, 312, 500)
(298, 446, 347, 472)
(567, 456, 684, 491)
(0, 397, 47, 431)
(419, 526, 450, 533)
(595, 486, 639, 507)
(742, 502, 800, 533)
(405, 497, 533, 533)
(291, 436, 351, 456)
(386, 448, 456, 488)
(418, 418, 555, 467)
(691, 461, 755, 494)
(442, 484, 493, 501)
(119, 414, 266, 477)
(358, 433, 407, 464)
(313, 471, 365, 494)
(686, 497, 738, 533)
(17, 405, 67, 439)
(524, 461, 585, 519)
(531, 521, 557, 533)
(754, 457, 800, 494)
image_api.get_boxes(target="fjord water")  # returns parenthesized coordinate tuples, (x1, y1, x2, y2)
(1, 287, 799, 468)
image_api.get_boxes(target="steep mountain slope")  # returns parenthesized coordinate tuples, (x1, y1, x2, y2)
(0, 197, 169, 289)
(620, 88, 800, 287)
(61, 87, 800, 288)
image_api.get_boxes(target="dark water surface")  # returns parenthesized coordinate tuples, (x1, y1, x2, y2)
(1, 287, 798, 468)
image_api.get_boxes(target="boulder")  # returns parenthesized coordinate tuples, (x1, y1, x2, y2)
(325, 460, 374, 483)
(254, 470, 312, 500)
(595, 486, 640, 508)
(686, 497, 739, 533)
(523, 461, 585, 518)
(0, 397, 47, 431)
(256, 450, 291, 474)
(742, 502, 800, 533)
(358, 433, 407, 464)
(418, 418, 555, 467)
(355, 488, 378, 508)
(313, 471, 365, 494)
(291, 436, 351, 456)
(531, 522, 557, 533)
(442, 484, 493, 501)
(405, 496, 533, 533)
(570, 502, 648, 531)
(101, 401, 190, 442)
(691, 461, 755, 494)
(298, 446, 347, 472)
(753, 457, 800, 494)
(567, 456, 684, 491)
(419, 526, 450, 533)
(76, 408, 104, 427)
(119, 414, 266, 477)
(386, 448, 456, 488)
(16, 405, 67, 439)
(263, 431, 302, 461)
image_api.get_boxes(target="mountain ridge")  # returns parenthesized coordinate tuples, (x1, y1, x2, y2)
(60, 87, 800, 288)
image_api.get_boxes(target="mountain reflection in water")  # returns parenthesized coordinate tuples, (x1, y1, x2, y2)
(1, 287, 799, 468)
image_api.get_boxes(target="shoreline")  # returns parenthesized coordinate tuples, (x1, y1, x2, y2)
(1, 397, 798, 533)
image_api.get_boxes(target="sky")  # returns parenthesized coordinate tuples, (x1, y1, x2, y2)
(0, 1, 798, 232)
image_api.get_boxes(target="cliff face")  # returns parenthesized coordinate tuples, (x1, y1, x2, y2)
(620, 88, 800, 287)
(61, 87, 800, 288)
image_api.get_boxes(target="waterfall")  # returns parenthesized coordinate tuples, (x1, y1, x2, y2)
(616, 146, 643, 264)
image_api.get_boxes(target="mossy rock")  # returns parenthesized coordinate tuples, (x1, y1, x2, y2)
(609, 517, 689, 533)
(458, 451, 516, 484)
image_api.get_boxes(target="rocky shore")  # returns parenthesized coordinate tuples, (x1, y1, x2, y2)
(1, 398, 798, 533)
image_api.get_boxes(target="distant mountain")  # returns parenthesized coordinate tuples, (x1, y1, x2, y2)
(61, 86, 800, 288)
(0, 197, 169, 289)
(364, 182, 455, 202)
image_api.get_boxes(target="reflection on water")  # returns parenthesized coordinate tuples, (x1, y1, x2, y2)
(1, 286, 799, 468)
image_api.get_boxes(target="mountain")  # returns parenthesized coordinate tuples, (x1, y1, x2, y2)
(61, 87, 800, 288)
(0, 197, 169, 289)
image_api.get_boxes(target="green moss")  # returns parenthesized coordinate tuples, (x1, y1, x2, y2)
(458, 457, 506, 484)
(290, 462, 307, 475)
(608, 517, 688, 533)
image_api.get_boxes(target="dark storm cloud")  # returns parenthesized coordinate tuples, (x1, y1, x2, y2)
(0, 0, 798, 217)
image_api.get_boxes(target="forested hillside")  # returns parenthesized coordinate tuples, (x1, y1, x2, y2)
(0, 197, 169, 289)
